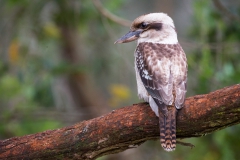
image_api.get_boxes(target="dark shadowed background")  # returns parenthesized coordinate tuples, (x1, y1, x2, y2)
(0, 0, 240, 159)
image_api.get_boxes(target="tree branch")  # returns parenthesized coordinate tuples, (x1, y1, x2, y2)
(92, 0, 131, 27)
(0, 84, 240, 160)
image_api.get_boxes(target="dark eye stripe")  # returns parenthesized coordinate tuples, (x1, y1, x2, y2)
(135, 22, 164, 31)
(148, 23, 162, 30)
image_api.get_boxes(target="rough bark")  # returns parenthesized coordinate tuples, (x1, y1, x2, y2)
(0, 84, 240, 160)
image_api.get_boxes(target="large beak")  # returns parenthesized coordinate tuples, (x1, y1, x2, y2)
(114, 30, 142, 44)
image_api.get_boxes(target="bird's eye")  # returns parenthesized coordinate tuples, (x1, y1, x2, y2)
(140, 22, 148, 29)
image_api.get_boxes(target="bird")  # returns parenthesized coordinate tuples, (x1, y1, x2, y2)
(115, 13, 188, 151)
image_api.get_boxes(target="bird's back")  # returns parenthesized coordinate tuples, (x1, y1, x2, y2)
(135, 42, 187, 151)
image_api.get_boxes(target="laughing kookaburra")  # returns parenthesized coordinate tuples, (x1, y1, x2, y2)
(115, 13, 188, 151)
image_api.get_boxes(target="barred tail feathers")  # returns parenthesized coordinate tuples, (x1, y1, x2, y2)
(158, 105, 177, 151)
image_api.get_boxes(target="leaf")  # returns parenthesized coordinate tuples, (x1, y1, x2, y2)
(8, 40, 19, 64)
(109, 84, 131, 107)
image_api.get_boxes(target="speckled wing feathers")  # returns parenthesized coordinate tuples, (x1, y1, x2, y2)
(135, 42, 187, 151)
(135, 42, 187, 109)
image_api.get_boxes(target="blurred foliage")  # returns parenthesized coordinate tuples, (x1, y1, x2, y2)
(187, 0, 240, 94)
(0, 0, 126, 138)
(174, 1, 240, 160)
(109, 84, 131, 107)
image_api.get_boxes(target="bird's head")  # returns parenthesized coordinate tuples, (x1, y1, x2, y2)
(115, 13, 178, 44)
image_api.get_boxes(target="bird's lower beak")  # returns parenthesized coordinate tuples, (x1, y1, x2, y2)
(114, 30, 142, 44)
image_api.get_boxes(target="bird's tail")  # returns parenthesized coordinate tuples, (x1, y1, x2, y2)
(159, 105, 177, 151)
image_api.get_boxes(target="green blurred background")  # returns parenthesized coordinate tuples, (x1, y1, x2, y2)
(0, 0, 240, 159)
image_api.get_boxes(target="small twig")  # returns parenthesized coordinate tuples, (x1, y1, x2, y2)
(177, 141, 195, 149)
(212, 0, 240, 22)
(92, 0, 131, 27)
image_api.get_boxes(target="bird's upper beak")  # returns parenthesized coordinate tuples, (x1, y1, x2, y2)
(114, 30, 142, 44)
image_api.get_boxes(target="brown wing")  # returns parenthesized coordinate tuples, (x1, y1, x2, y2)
(135, 42, 173, 115)
(136, 42, 187, 151)
(171, 44, 187, 109)
(135, 42, 187, 110)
